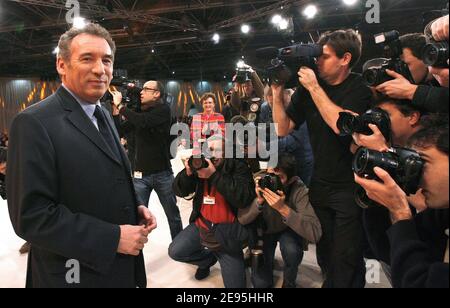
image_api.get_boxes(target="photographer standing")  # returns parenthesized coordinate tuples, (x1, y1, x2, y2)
(112, 81, 182, 240)
(356, 114, 449, 288)
(375, 33, 448, 113)
(225, 65, 265, 123)
(238, 153, 322, 288)
(169, 136, 256, 288)
(272, 30, 373, 288)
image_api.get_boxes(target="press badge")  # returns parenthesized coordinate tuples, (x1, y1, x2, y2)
(134, 171, 143, 179)
(203, 196, 216, 205)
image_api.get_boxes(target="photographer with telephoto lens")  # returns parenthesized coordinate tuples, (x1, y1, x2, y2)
(355, 114, 449, 288)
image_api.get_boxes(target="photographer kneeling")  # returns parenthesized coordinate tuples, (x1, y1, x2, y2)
(169, 135, 256, 288)
(238, 153, 322, 288)
(355, 114, 449, 288)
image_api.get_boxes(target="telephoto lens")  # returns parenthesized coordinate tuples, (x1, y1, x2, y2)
(353, 147, 425, 208)
(422, 41, 449, 68)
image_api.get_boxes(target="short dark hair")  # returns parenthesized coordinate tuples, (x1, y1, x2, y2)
(408, 113, 449, 156)
(275, 152, 298, 180)
(374, 96, 425, 117)
(317, 29, 362, 69)
(148, 80, 165, 98)
(58, 23, 116, 62)
(399, 33, 428, 59)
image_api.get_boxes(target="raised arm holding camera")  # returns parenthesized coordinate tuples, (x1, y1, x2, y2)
(228, 63, 265, 123)
(271, 29, 372, 288)
(111, 80, 183, 240)
(372, 33, 448, 113)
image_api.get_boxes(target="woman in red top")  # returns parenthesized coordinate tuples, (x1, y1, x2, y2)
(191, 93, 225, 154)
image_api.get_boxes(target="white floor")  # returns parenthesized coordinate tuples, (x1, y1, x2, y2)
(0, 158, 391, 288)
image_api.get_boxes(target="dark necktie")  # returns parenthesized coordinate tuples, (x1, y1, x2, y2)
(94, 105, 121, 160)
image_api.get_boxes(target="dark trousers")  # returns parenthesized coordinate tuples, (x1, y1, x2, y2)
(251, 228, 304, 288)
(168, 223, 246, 288)
(310, 181, 366, 288)
(133, 170, 182, 239)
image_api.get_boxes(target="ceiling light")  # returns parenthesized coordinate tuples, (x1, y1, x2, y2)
(303, 5, 318, 19)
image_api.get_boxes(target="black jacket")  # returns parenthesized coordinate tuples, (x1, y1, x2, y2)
(114, 100, 172, 175)
(412, 79, 448, 113)
(173, 159, 256, 224)
(6, 87, 146, 288)
(365, 206, 449, 288)
(387, 208, 449, 288)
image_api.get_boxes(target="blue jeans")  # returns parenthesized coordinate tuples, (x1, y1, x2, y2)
(251, 228, 304, 288)
(133, 170, 182, 239)
(169, 223, 247, 288)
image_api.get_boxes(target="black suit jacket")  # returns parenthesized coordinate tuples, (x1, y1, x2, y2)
(6, 87, 146, 288)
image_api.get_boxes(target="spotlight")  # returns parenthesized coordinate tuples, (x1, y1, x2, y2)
(241, 24, 250, 34)
(73, 17, 87, 29)
(52, 47, 60, 55)
(279, 18, 289, 30)
(343, 0, 358, 5)
(303, 5, 318, 19)
(271, 14, 282, 25)
(237, 60, 245, 68)
(212, 33, 220, 44)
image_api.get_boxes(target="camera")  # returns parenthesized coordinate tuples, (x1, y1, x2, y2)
(257, 43, 323, 88)
(258, 174, 283, 193)
(188, 155, 209, 172)
(235, 67, 252, 84)
(239, 97, 262, 123)
(422, 7, 449, 68)
(353, 147, 424, 208)
(422, 41, 449, 68)
(337, 107, 392, 142)
(110, 77, 142, 112)
(363, 31, 415, 86)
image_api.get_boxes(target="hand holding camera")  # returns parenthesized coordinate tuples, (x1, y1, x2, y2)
(187, 155, 216, 179)
(352, 124, 389, 152)
(337, 107, 392, 143)
(354, 167, 413, 223)
(298, 67, 320, 92)
(262, 188, 287, 215)
(254, 177, 266, 206)
(375, 69, 418, 100)
(352, 146, 424, 209)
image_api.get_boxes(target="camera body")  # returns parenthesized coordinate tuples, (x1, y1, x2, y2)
(337, 107, 392, 142)
(110, 76, 142, 112)
(235, 67, 252, 84)
(258, 44, 323, 88)
(353, 147, 424, 208)
(363, 31, 415, 86)
(239, 97, 262, 123)
(188, 154, 210, 172)
(258, 174, 283, 193)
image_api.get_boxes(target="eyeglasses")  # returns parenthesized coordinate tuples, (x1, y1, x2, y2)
(142, 87, 159, 93)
